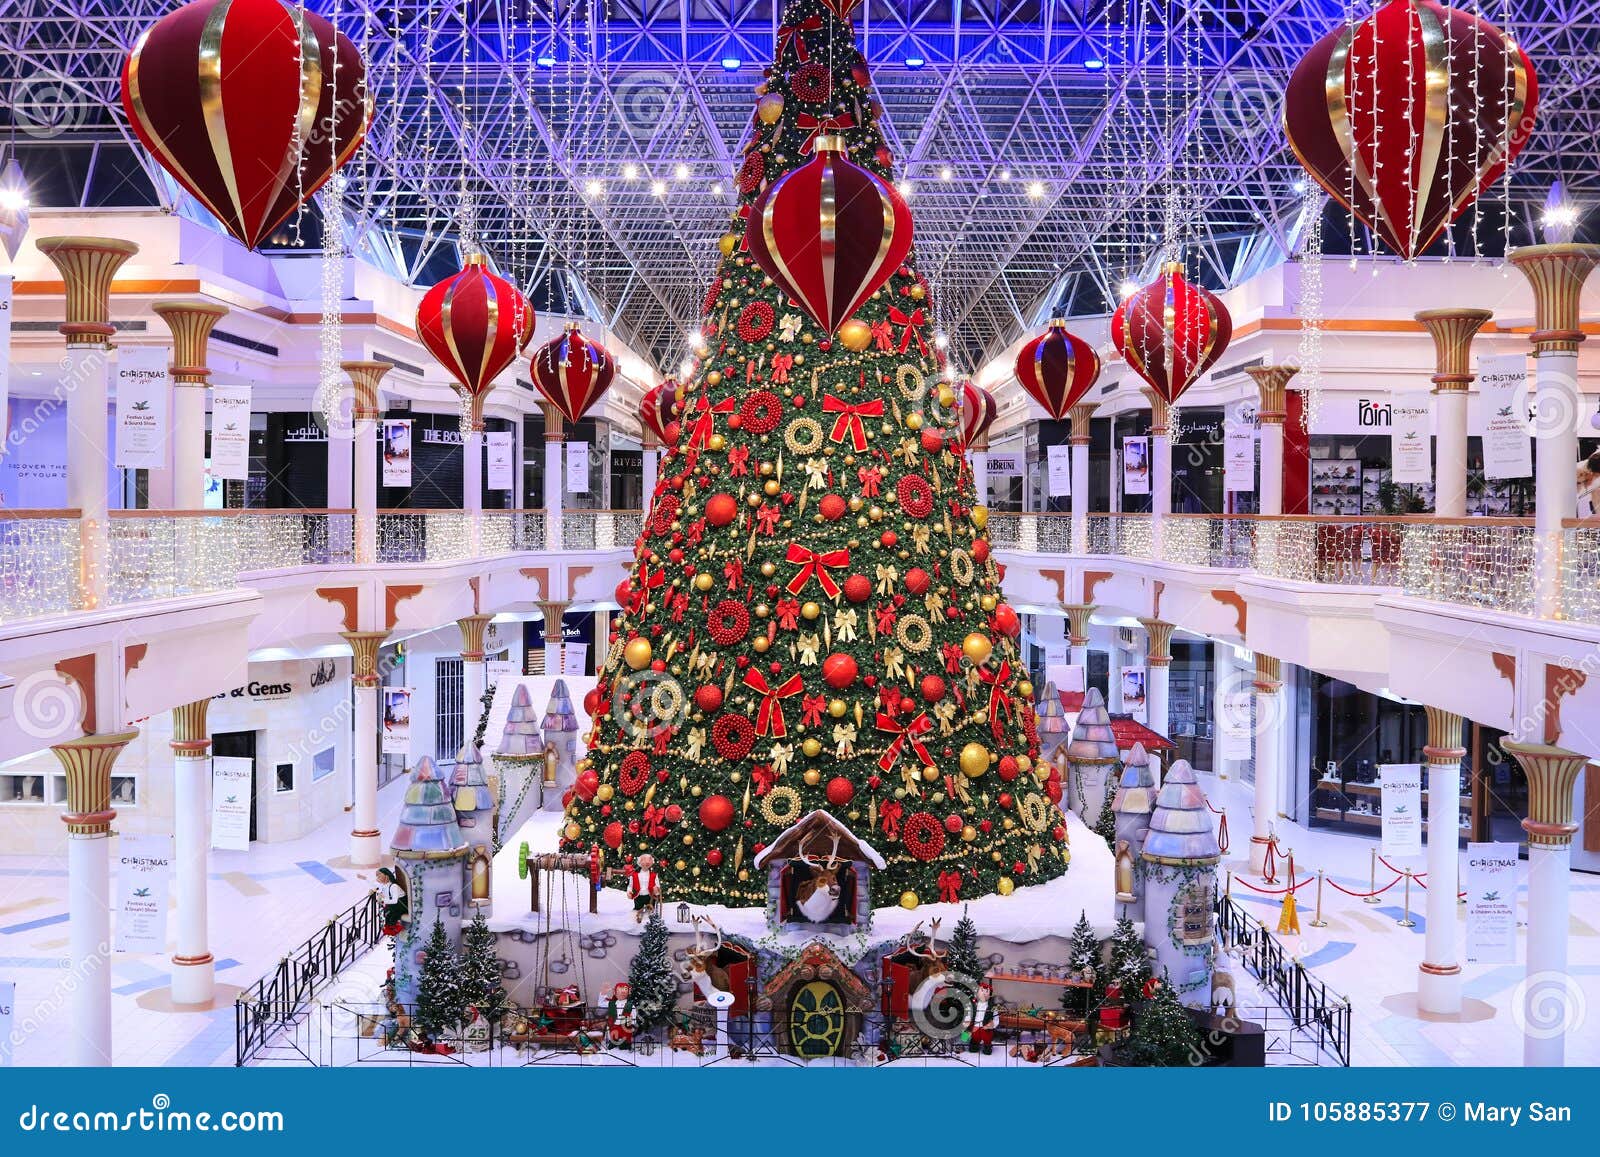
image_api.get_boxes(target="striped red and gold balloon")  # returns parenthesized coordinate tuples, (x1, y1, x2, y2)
(1014, 319, 1100, 421)
(958, 380, 998, 450)
(1111, 264, 1232, 407)
(415, 255, 534, 411)
(121, 0, 369, 251)
(1285, 0, 1537, 260)
(640, 379, 679, 446)
(532, 324, 617, 426)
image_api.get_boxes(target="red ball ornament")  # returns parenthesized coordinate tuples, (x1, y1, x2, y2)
(819, 493, 847, 521)
(920, 429, 945, 453)
(706, 848, 723, 868)
(603, 821, 624, 850)
(1111, 264, 1232, 407)
(971, 539, 990, 564)
(879, 530, 898, 548)
(843, 574, 872, 603)
(826, 777, 855, 806)
(905, 567, 931, 596)
(584, 686, 605, 717)
(992, 604, 1020, 637)
(120, 0, 370, 251)
(664, 803, 684, 824)
(575, 770, 600, 802)
(944, 814, 964, 834)
(694, 684, 724, 713)
(705, 493, 738, 527)
(744, 136, 913, 335)
(997, 755, 1020, 782)
(531, 323, 616, 424)
(920, 674, 946, 703)
(998, 792, 1013, 810)
(1014, 320, 1101, 420)
(822, 653, 858, 690)
(699, 794, 735, 832)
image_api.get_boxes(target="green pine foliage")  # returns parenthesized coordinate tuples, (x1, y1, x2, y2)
(415, 916, 465, 1040)
(460, 911, 508, 1024)
(559, 0, 1067, 910)
(627, 911, 682, 1032)
(1107, 915, 1153, 991)
(1121, 972, 1204, 1067)
(947, 908, 982, 982)
(473, 684, 497, 751)
(1093, 799, 1118, 848)
(1062, 909, 1099, 1017)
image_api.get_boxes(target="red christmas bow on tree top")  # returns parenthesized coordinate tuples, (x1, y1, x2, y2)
(888, 306, 927, 356)
(823, 394, 884, 452)
(879, 800, 904, 839)
(977, 660, 1015, 740)
(876, 711, 935, 773)
(796, 112, 856, 154)
(743, 668, 804, 737)
(785, 543, 850, 597)
(776, 15, 824, 61)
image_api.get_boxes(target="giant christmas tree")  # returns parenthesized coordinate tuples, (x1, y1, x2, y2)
(560, 0, 1069, 908)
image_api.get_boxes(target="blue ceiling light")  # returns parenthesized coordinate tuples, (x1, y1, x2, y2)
(905, 56, 926, 70)
(1083, 57, 1105, 71)
(536, 52, 557, 67)
(720, 56, 742, 71)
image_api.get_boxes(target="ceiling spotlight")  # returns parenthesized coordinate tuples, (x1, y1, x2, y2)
(1118, 280, 1140, 300)
(940, 166, 953, 181)
(999, 168, 1012, 181)
(905, 56, 926, 70)
(1083, 58, 1106, 71)
(674, 163, 689, 180)
(536, 53, 557, 68)
(1542, 202, 1580, 244)
(720, 56, 742, 71)
(1292, 179, 1307, 193)
(651, 180, 667, 197)
(623, 163, 639, 180)
(1027, 180, 1045, 199)
(897, 180, 913, 197)
(583, 179, 603, 196)
(0, 187, 26, 213)
(711, 182, 724, 195)
(934, 332, 949, 350)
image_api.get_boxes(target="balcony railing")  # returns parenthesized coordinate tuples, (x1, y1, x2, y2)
(560, 510, 644, 551)
(1400, 519, 1538, 619)
(0, 510, 84, 623)
(1561, 520, 1600, 624)
(108, 510, 347, 603)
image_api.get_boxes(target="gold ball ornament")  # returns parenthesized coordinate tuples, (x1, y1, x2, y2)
(803, 768, 822, 786)
(828, 698, 848, 718)
(905, 411, 923, 430)
(837, 318, 872, 352)
(759, 561, 777, 578)
(564, 822, 581, 841)
(960, 742, 990, 779)
(962, 633, 993, 665)
(624, 638, 653, 670)
(756, 92, 784, 123)
(980, 594, 997, 612)
(997, 876, 1015, 896)
(801, 601, 821, 620)
(708, 433, 726, 452)
(1018, 680, 1034, 698)
(706, 370, 723, 386)
(971, 505, 989, 530)
(961, 824, 977, 842)
(937, 386, 957, 408)
(752, 635, 770, 653)
(694, 572, 715, 592)
(596, 784, 614, 802)
(899, 890, 920, 910)
(921, 765, 940, 783)
(802, 737, 822, 758)
(718, 233, 737, 256)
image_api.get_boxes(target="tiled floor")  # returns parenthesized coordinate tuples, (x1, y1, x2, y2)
(1, 766, 1594, 1066)
(0, 780, 404, 1067)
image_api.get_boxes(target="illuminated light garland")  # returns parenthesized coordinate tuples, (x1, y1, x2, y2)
(1296, 185, 1326, 432)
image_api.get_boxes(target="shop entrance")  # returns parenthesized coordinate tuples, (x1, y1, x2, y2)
(211, 729, 258, 842)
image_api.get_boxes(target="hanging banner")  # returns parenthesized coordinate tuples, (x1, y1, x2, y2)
(1046, 444, 1071, 497)
(1122, 437, 1150, 495)
(1121, 665, 1148, 721)
(986, 452, 1023, 475)
(0, 274, 13, 443)
(486, 657, 518, 686)
(1391, 398, 1433, 485)
(487, 430, 515, 491)
(114, 833, 173, 954)
(1219, 691, 1255, 761)
(211, 757, 253, 851)
(0, 980, 12, 1067)
(1224, 419, 1254, 494)
(381, 687, 413, 756)
(1379, 763, 1425, 856)
(382, 419, 412, 487)
(113, 347, 171, 470)
(565, 441, 590, 493)
(1478, 354, 1533, 481)
(210, 384, 252, 481)
(1465, 842, 1520, 964)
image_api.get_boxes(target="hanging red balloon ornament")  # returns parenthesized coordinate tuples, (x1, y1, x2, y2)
(415, 255, 534, 425)
(745, 135, 914, 336)
(641, 379, 679, 446)
(532, 323, 617, 425)
(1284, 0, 1537, 260)
(958, 381, 997, 450)
(1110, 263, 1232, 406)
(121, 0, 370, 251)
(1014, 319, 1101, 420)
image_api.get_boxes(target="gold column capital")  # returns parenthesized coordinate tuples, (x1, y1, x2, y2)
(1068, 402, 1098, 446)
(342, 359, 394, 423)
(1422, 705, 1466, 762)
(537, 601, 568, 643)
(1415, 308, 1493, 391)
(341, 630, 390, 688)
(1508, 243, 1600, 354)
(1138, 617, 1175, 666)
(170, 698, 213, 754)
(1140, 387, 1170, 435)
(36, 236, 140, 347)
(151, 300, 228, 386)
(1062, 603, 1095, 646)
(542, 402, 566, 442)
(458, 613, 494, 660)
(1253, 652, 1282, 692)
(1502, 740, 1588, 846)
(1245, 365, 1299, 424)
(50, 730, 138, 836)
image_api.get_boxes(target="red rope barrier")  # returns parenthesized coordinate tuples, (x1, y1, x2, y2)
(1204, 801, 1230, 855)
(1378, 855, 1422, 879)
(1327, 875, 1402, 899)
(1232, 874, 1314, 897)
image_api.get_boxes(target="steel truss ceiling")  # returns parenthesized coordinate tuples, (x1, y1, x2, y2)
(3, 1, 1598, 372)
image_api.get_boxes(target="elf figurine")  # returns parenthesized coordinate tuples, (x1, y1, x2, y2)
(604, 981, 637, 1048)
(378, 867, 409, 936)
(967, 978, 999, 1055)
(626, 853, 661, 924)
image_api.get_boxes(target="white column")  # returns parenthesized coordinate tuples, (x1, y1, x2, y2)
(1250, 654, 1282, 876)
(344, 632, 389, 867)
(971, 449, 989, 509)
(170, 700, 214, 1005)
(1501, 742, 1587, 1067)
(1417, 310, 1492, 520)
(343, 362, 391, 565)
(641, 436, 658, 508)
(1143, 389, 1171, 554)
(1416, 707, 1464, 1014)
(1245, 366, 1297, 518)
(1069, 402, 1096, 554)
(1510, 245, 1599, 618)
(543, 405, 565, 551)
(459, 615, 492, 751)
(539, 601, 567, 676)
(153, 300, 228, 508)
(1062, 605, 1093, 676)
(52, 731, 137, 1066)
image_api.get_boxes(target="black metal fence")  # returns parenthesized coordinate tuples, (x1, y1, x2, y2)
(1216, 892, 1352, 1066)
(235, 890, 385, 1066)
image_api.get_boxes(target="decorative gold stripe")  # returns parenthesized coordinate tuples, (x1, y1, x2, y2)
(1412, 1, 1450, 256)
(198, 0, 246, 236)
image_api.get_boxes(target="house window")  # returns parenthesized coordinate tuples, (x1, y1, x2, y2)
(275, 762, 296, 794)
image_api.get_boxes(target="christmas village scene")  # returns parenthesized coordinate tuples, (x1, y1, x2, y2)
(369, 0, 1239, 1069)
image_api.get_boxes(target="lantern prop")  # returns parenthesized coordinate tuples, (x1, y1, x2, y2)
(1015, 319, 1101, 420)
(1110, 263, 1232, 406)
(415, 255, 534, 427)
(958, 381, 997, 451)
(531, 323, 617, 427)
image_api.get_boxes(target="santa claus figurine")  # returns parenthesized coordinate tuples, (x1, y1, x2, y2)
(966, 978, 999, 1055)
(626, 853, 661, 923)
(604, 981, 637, 1048)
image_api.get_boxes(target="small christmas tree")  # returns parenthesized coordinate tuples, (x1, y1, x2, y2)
(460, 911, 508, 1026)
(1093, 798, 1118, 849)
(1121, 972, 1203, 1067)
(415, 916, 465, 1042)
(1094, 913, 1153, 1022)
(473, 684, 497, 751)
(626, 911, 681, 1033)
(1062, 910, 1099, 1017)
(946, 908, 982, 982)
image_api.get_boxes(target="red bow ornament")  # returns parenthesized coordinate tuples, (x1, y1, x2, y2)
(743, 668, 805, 737)
(785, 543, 850, 598)
(776, 15, 824, 62)
(796, 112, 857, 154)
(879, 799, 904, 839)
(823, 394, 884, 452)
(888, 306, 927, 356)
(977, 660, 1015, 740)
(877, 711, 935, 774)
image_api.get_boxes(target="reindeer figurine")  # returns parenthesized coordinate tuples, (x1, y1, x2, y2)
(792, 832, 851, 924)
(683, 914, 734, 1005)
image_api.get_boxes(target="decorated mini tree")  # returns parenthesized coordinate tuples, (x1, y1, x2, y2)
(415, 916, 465, 1042)
(460, 911, 508, 1026)
(947, 908, 983, 982)
(627, 911, 682, 1032)
(1121, 972, 1204, 1067)
(1063, 909, 1099, 1017)
(559, 0, 1065, 911)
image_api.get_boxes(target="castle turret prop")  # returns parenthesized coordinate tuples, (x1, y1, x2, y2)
(1112, 741, 1158, 917)
(1139, 759, 1223, 1007)
(542, 679, 581, 803)
(494, 683, 548, 835)
(391, 756, 470, 1002)
(1066, 687, 1120, 824)
(1034, 681, 1072, 762)
(453, 740, 497, 912)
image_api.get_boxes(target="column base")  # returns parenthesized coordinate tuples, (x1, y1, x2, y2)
(1417, 963, 1462, 1016)
(1248, 834, 1272, 875)
(350, 829, 383, 868)
(171, 953, 216, 1006)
